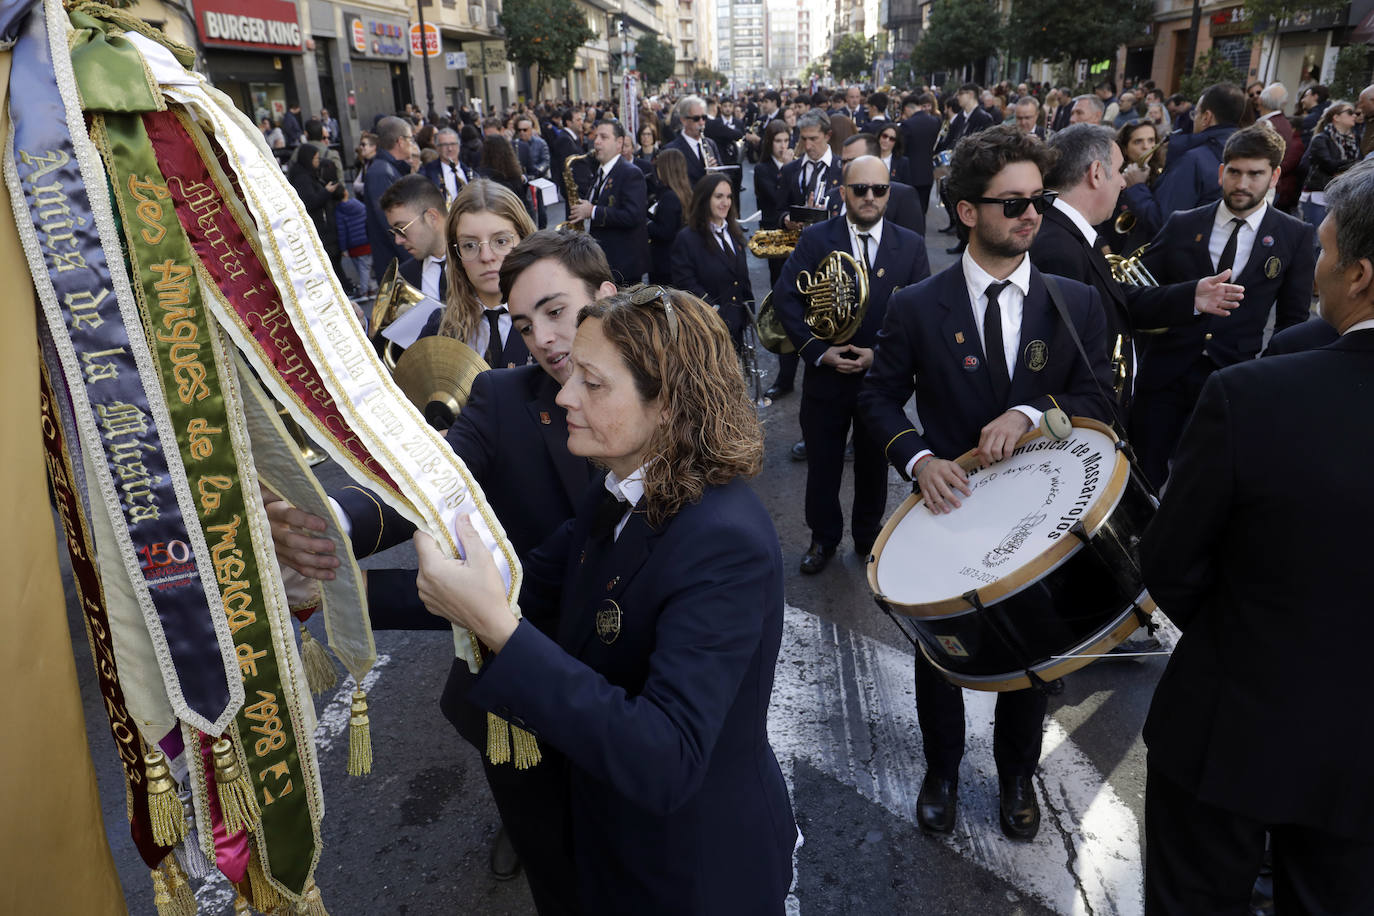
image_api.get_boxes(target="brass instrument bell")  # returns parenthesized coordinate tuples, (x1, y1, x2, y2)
(796, 249, 870, 345)
(371, 259, 430, 371)
(391, 336, 490, 431)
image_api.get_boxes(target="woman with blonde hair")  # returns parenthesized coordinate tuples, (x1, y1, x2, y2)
(413, 285, 797, 915)
(420, 179, 537, 367)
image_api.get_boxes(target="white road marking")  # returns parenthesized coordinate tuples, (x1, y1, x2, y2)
(192, 654, 392, 911)
(769, 605, 1145, 916)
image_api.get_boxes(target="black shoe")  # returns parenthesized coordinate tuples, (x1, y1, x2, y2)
(765, 381, 793, 399)
(999, 775, 1041, 841)
(916, 773, 957, 833)
(489, 825, 521, 880)
(799, 541, 836, 575)
(945, 242, 966, 256)
(790, 440, 807, 462)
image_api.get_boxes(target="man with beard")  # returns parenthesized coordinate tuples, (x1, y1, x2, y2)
(1132, 124, 1314, 488)
(858, 125, 1113, 841)
(772, 155, 930, 575)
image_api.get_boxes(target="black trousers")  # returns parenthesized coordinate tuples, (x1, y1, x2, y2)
(1130, 355, 1216, 490)
(913, 183, 933, 227)
(1145, 763, 1374, 916)
(914, 649, 1046, 782)
(798, 369, 887, 548)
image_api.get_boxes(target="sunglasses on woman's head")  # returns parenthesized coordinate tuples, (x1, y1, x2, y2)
(629, 285, 679, 342)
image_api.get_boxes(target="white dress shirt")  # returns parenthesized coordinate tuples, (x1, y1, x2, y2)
(1209, 201, 1267, 278)
(442, 159, 465, 201)
(1344, 318, 1374, 335)
(422, 255, 446, 302)
(1052, 196, 1100, 248)
(904, 251, 1043, 478)
(589, 158, 615, 223)
(711, 219, 734, 253)
(471, 305, 513, 363)
(603, 466, 645, 540)
(799, 147, 834, 203)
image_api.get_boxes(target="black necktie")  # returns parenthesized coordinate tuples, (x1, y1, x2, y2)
(589, 487, 627, 542)
(715, 226, 732, 254)
(857, 232, 872, 274)
(1216, 217, 1245, 275)
(590, 169, 607, 204)
(984, 281, 1012, 404)
(483, 308, 506, 367)
(696, 140, 705, 166)
(804, 161, 820, 201)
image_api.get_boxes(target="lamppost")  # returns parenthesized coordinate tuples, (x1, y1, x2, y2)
(416, 0, 437, 120)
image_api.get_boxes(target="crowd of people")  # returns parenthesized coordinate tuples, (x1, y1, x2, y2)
(261, 74, 1373, 916)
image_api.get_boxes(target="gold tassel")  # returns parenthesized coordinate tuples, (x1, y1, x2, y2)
(246, 853, 284, 913)
(212, 737, 262, 833)
(510, 725, 542, 769)
(232, 889, 254, 914)
(486, 711, 511, 765)
(297, 622, 338, 695)
(295, 880, 329, 915)
(346, 689, 372, 776)
(151, 855, 196, 916)
(145, 748, 189, 847)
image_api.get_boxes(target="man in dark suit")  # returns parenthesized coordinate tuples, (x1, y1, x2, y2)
(565, 119, 649, 286)
(1132, 124, 1315, 487)
(378, 175, 449, 313)
(661, 95, 722, 187)
(840, 85, 868, 127)
(549, 107, 586, 191)
(268, 231, 616, 912)
(1138, 160, 1374, 916)
(363, 116, 416, 282)
(840, 134, 924, 234)
(937, 84, 996, 254)
(860, 91, 892, 136)
(1032, 124, 1243, 418)
(781, 109, 844, 222)
(705, 95, 747, 197)
(1012, 97, 1046, 139)
(419, 127, 474, 206)
(900, 92, 941, 224)
(773, 155, 931, 574)
(858, 125, 1113, 843)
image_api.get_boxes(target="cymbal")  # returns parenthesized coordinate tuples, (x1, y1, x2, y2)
(391, 336, 490, 430)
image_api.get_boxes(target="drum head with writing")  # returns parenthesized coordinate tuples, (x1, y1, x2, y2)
(874, 422, 1125, 614)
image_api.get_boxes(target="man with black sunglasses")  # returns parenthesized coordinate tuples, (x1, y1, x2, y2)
(662, 95, 722, 186)
(772, 155, 931, 575)
(859, 124, 1114, 843)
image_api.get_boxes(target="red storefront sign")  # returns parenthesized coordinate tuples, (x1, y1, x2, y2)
(197, 0, 304, 53)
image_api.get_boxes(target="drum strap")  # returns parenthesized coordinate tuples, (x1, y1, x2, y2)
(1041, 276, 1155, 499)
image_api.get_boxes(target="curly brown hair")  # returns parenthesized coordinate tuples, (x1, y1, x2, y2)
(577, 286, 763, 526)
(946, 123, 1058, 207)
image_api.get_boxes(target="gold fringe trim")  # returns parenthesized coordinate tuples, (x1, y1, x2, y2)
(212, 737, 262, 833)
(346, 689, 372, 776)
(151, 854, 196, 916)
(296, 880, 330, 915)
(486, 711, 510, 765)
(246, 853, 284, 913)
(145, 748, 188, 847)
(510, 725, 542, 770)
(298, 623, 338, 695)
(232, 889, 254, 914)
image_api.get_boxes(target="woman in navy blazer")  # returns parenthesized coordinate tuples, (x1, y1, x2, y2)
(414, 288, 797, 916)
(874, 120, 913, 185)
(647, 149, 692, 285)
(671, 173, 755, 351)
(754, 120, 794, 287)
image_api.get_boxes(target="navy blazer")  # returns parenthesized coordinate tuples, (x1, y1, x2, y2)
(936, 106, 994, 153)
(1137, 201, 1314, 393)
(1029, 203, 1195, 347)
(900, 111, 941, 188)
(885, 155, 913, 185)
(469, 479, 796, 915)
(418, 157, 472, 203)
(859, 262, 1114, 475)
(1140, 330, 1374, 838)
(780, 155, 843, 214)
(586, 158, 649, 284)
(397, 254, 448, 304)
(670, 225, 754, 321)
(772, 215, 930, 366)
(647, 187, 685, 285)
(1262, 316, 1339, 356)
(881, 181, 925, 235)
(549, 127, 584, 187)
(662, 133, 723, 186)
(753, 158, 787, 230)
(416, 307, 533, 369)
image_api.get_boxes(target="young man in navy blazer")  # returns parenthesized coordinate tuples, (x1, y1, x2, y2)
(858, 125, 1113, 842)
(565, 119, 649, 285)
(1138, 160, 1374, 915)
(1133, 124, 1315, 487)
(266, 231, 616, 914)
(772, 154, 930, 574)
(900, 93, 941, 224)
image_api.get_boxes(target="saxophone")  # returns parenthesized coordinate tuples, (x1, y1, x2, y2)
(557, 152, 591, 232)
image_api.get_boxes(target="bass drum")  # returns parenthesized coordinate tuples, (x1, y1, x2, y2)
(867, 417, 1157, 691)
